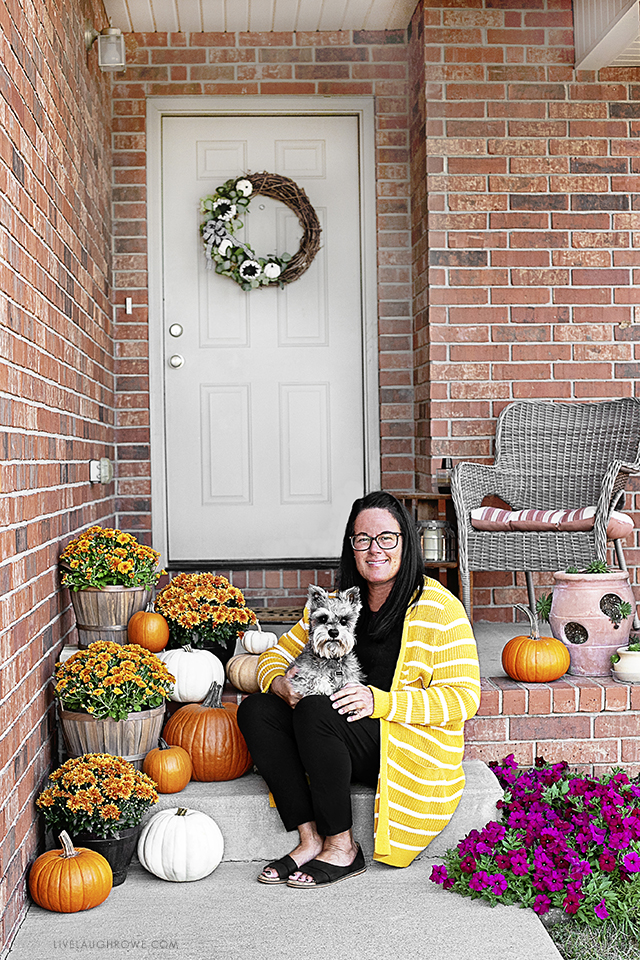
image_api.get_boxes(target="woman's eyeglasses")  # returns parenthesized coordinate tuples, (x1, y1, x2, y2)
(350, 532, 402, 551)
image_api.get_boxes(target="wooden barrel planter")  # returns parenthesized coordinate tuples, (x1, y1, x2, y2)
(69, 586, 150, 648)
(59, 704, 166, 770)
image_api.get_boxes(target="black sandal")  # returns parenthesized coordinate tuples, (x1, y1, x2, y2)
(257, 854, 299, 885)
(286, 844, 366, 888)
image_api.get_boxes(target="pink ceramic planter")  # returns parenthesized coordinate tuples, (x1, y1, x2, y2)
(549, 571, 636, 676)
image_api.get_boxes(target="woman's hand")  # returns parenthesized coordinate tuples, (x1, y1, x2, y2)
(330, 682, 374, 722)
(270, 668, 304, 708)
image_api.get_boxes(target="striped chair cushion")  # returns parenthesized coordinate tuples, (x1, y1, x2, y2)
(470, 506, 633, 540)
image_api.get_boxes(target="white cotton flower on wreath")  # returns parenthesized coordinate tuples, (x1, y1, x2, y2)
(264, 263, 281, 279)
(236, 179, 253, 197)
(218, 238, 233, 257)
(212, 198, 237, 221)
(239, 260, 262, 280)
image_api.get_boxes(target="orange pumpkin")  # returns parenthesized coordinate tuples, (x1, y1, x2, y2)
(128, 611, 169, 652)
(162, 682, 252, 782)
(143, 737, 193, 793)
(502, 603, 570, 683)
(28, 831, 112, 913)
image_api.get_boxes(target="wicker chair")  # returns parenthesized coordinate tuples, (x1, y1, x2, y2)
(451, 398, 640, 621)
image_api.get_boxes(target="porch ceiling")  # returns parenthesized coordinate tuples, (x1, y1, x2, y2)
(102, 0, 417, 33)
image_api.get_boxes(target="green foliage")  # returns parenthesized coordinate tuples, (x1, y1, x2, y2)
(200, 176, 292, 289)
(536, 593, 553, 623)
(585, 560, 609, 574)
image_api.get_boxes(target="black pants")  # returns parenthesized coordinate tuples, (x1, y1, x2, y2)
(237, 693, 380, 837)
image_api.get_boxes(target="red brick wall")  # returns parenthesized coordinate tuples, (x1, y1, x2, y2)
(0, 0, 114, 948)
(466, 676, 640, 777)
(411, 0, 640, 619)
(112, 28, 413, 597)
(409, 6, 431, 487)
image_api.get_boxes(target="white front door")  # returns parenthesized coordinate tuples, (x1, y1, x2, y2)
(160, 114, 368, 563)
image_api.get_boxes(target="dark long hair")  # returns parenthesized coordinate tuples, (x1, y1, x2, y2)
(337, 491, 424, 642)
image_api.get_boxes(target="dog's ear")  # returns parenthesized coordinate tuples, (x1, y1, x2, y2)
(307, 584, 329, 611)
(342, 586, 361, 611)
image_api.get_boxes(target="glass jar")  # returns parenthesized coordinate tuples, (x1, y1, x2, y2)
(419, 520, 456, 563)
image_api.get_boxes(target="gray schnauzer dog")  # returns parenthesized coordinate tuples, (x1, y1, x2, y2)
(288, 585, 363, 697)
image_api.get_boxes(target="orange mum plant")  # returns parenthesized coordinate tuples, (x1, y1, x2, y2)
(54, 641, 175, 721)
(154, 573, 257, 651)
(36, 753, 159, 839)
(59, 526, 165, 591)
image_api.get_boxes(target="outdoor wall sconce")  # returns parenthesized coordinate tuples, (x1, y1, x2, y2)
(89, 458, 115, 485)
(84, 22, 126, 72)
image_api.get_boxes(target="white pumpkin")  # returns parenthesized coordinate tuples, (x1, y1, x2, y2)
(157, 645, 224, 702)
(137, 807, 224, 882)
(241, 625, 280, 655)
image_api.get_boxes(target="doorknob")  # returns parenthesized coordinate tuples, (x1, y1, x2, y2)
(169, 324, 183, 337)
(169, 354, 184, 368)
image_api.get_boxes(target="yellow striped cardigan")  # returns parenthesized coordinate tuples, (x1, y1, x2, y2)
(256, 576, 481, 868)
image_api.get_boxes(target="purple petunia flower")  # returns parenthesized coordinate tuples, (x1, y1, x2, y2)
(469, 870, 490, 892)
(430, 865, 448, 885)
(533, 894, 551, 915)
(489, 873, 508, 895)
(589, 825, 607, 845)
(511, 856, 530, 876)
(623, 851, 640, 872)
(594, 900, 609, 920)
(598, 850, 617, 872)
(563, 894, 582, 915)
(608, 830, 630, 850)
(460, 855, 477, 874)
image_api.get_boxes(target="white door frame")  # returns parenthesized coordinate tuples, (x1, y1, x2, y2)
(146, 96, 381, 567)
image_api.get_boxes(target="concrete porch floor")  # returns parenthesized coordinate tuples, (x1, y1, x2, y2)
(473, 620, 522, 679)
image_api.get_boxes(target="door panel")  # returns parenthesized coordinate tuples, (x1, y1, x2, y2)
(161, 115, 365, 562)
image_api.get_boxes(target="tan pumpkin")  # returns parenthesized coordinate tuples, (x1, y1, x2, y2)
(162, 682, 252, 782)
(28, 831, 113, 913)
(502, 603, 570, 683)
(128, 611, 169, 652)
(226, 654, 260, 693)
(241, 623, 279, 655)
(143, 737, 192, 793)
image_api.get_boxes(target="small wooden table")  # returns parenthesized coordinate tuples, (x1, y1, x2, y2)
(397, 489, 470, 614)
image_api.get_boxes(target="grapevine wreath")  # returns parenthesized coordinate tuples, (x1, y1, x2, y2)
(200, 172, 322, 291)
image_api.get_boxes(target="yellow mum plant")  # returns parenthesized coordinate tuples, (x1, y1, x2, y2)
(154, 573, 257, 651)
(55, 641, 175, 721)
(36, 753, 159, 838)
(59, 526, 165, 590)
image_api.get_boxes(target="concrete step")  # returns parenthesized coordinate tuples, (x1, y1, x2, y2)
(9, 858, 562, 960)
(146, 760, 503, 862)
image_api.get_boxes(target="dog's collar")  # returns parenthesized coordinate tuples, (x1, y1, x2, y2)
(328, 661, 344, 682)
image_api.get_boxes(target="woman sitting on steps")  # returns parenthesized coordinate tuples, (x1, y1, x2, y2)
(237, 490, 481, 888)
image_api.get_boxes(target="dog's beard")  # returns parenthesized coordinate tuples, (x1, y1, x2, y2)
(311, 630, 356, 660)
